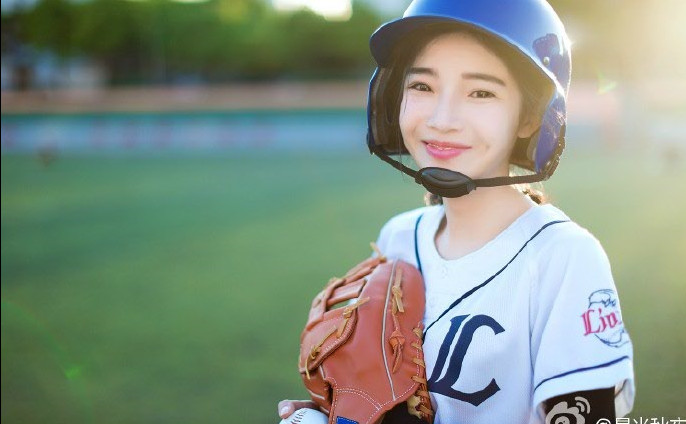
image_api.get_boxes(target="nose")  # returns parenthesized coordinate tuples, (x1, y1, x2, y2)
(426, 92, 464, 133)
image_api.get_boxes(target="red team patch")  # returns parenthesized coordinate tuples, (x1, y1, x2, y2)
(581, 289, 630, 348)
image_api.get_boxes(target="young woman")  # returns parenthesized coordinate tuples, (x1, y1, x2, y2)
(280, 1, 635, 422)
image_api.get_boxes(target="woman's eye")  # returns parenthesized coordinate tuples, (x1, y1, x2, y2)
(470, 90, 495, 99)
(408, 82, 431, 92)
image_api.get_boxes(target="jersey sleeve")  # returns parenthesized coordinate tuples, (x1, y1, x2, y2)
(530, 230, 635, 420)
(371, 206, 432, 265)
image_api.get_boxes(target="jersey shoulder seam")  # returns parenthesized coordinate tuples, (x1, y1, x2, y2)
(380, 204, 439, 235)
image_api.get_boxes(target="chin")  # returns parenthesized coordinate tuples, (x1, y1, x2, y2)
(421, 156, 472, 176)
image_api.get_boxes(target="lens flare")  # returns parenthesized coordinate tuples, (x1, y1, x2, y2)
(597, 71, 618, 94)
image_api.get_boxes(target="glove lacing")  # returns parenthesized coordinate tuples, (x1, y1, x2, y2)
(386, 265, 433, 422)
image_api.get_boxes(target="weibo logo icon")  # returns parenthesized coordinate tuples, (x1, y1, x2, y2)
(580, 289, 630, 348)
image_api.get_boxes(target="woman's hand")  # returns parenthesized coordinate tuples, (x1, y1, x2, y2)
(277, 399, 318, 419)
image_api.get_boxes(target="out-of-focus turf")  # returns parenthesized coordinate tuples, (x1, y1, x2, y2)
(1, 149, 685, 423)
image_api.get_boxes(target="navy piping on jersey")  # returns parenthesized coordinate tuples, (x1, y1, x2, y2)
(421, 219, 571, 337)
(414, 213, 424, 275)
(534, 355, 631, 392)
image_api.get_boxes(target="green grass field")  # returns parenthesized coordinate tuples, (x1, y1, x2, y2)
(2, 149, 685, 423)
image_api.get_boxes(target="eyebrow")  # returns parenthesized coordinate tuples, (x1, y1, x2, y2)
(407, 67, 507, 87)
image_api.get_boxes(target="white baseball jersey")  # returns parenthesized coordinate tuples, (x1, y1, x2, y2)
(374, 203, 635, 424)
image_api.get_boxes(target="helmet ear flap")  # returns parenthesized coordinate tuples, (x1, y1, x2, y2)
(510, 130, 540, 172)
(369, 67, 408, 156)
(369, 68, 388, 151)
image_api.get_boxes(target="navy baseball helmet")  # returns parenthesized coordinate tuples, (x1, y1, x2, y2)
(366, 0, 572, 198)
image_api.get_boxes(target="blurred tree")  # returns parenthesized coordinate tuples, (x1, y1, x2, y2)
(70, 0, 152, 83)
(2, 10, 22, 55)
(275, 2, 379, 78)
(7, 0, 683, 85)
(20, 0, 76, 57)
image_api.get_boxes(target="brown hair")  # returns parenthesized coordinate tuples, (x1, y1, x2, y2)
(380, 23, 554, 206)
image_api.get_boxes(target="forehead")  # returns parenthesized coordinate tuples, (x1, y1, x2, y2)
(412, 32, 510, 76)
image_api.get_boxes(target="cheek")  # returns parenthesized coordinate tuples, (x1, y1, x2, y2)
(398, 97, 409, 135)
(399, 95, 434, 130)
(472, 103, 521, 150)
(398, 96, 422, 142)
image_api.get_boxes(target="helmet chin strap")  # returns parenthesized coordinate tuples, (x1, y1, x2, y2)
(371, 147, 561, 198)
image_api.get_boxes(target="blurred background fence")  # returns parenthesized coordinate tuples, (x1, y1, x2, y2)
(1, 80, 685, 155)
(2, 0, 685, 423)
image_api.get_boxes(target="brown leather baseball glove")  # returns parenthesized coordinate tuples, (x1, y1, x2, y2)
(298, 243, 434, 424)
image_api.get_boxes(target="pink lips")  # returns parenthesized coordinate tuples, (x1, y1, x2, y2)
(423, 140, 471, 160)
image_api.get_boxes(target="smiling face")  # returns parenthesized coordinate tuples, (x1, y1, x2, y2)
(399, 32, 539, 179)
